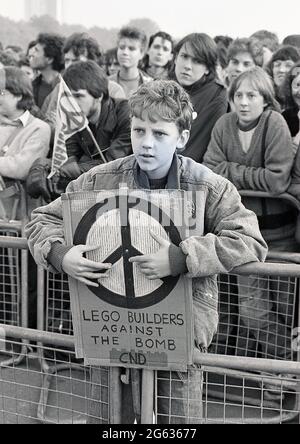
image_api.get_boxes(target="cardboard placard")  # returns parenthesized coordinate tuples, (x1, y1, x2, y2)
(62, 188, 204, 371)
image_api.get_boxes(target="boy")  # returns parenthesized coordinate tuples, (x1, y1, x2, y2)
(226, 38, 264, 86)
(25, 80, 267, 423)
(109, 26, 151, 99)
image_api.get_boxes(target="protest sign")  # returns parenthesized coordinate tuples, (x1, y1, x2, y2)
(62, 188, 204, 371)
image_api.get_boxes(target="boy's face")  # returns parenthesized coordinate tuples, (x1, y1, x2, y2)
(131, 116, 189, 180)
(226, 52, 255, 85)
(233, 79, 266, 126)
(148, 37, 173, 68)
(175, 43, 209, 87)
(64, 49, 88, 69)
(117, 38, 144, 70)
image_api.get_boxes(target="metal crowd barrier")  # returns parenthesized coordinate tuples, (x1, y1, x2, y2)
(0, 181, 30, 366)
(0, 324, 299, 424)
(0, 236, 28, 367)
(32, 260, 300, 424)
(0, 325, 121, 424)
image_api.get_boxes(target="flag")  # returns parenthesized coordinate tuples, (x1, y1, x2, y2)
(48, 77, 89, 178)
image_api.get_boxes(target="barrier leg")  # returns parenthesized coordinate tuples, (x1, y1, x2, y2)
(141, 369, 154, 424)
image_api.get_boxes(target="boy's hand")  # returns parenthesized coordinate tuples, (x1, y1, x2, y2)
(129, 231, 171, 280)
(62, 245, 112, 287)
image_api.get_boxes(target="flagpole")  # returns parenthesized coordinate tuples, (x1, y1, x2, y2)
(86, 126, 108, 164)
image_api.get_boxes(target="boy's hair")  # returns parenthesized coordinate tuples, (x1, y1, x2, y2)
(250, 30, 279, 52)
(129, 79, 194, 132)
(214, 35, 233, 49)
(280, 61, 300, 109)
(6, 45, 23, 54)
(63, 60, 108, 100)
(27, 40, 37, 54)
(216, 42, 229, 69)
(227, 38, 264, 66)
(175, 33, 218, 77)
(267, 45, 300, 76)
(282, 34, 300, 49)
(2, 66, 34, 110)
(18, 56, 31, 68)
(36, 33, 65, 72)
(105, 47, 118, 64)
(0, 51, 18, 67)
(63, 33, 102, 62)
(118, 26, 148, 52)
(148, 31, 174, 52)
(228, 66, 280, 112)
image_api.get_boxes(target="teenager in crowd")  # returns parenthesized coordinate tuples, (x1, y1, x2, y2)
(141, 31, 174, 80)
(225, 38, 264, 87)
(203, 67, 297, 368)
(250, 30, 279, 68)
(109, 26, 151, 99)
(105, 47, 120, 76)
(266, 45, 300, 109)
(174, 33, 228, 163)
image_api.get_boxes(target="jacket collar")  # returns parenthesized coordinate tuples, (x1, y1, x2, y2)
(94, 97, 116, 133)
(133, 155, 180, 190)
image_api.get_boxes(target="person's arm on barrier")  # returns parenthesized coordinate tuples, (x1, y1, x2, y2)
(130, 178, 267, 281)
(203, 112, 296, 195)
(172, 179, 267, 278)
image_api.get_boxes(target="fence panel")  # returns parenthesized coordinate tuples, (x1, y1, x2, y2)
(35, 260, 300, 423)
(0, 325, 122, 424)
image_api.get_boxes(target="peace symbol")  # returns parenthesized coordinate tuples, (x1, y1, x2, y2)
(73, 194, 182, 309)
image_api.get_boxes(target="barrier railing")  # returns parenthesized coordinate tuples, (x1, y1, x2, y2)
(30, 261, 300, 423)
(0, 236, 29, 367)
(0, 324, 299, 424)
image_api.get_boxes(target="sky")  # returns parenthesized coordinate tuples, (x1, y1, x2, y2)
(1, 0, 300, 41)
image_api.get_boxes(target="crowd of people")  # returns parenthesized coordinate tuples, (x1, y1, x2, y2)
(1, 26, 300, 420)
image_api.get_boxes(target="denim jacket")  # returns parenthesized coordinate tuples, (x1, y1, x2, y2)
(25, 154, 267, 350)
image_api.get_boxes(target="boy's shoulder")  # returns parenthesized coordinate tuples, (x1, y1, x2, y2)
(88, 154, 135, 177)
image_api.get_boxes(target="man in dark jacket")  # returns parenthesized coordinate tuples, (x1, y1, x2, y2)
(59, 60, 132, 182)
(27, 60, 131, 201)
(174, 33, 228, 163)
